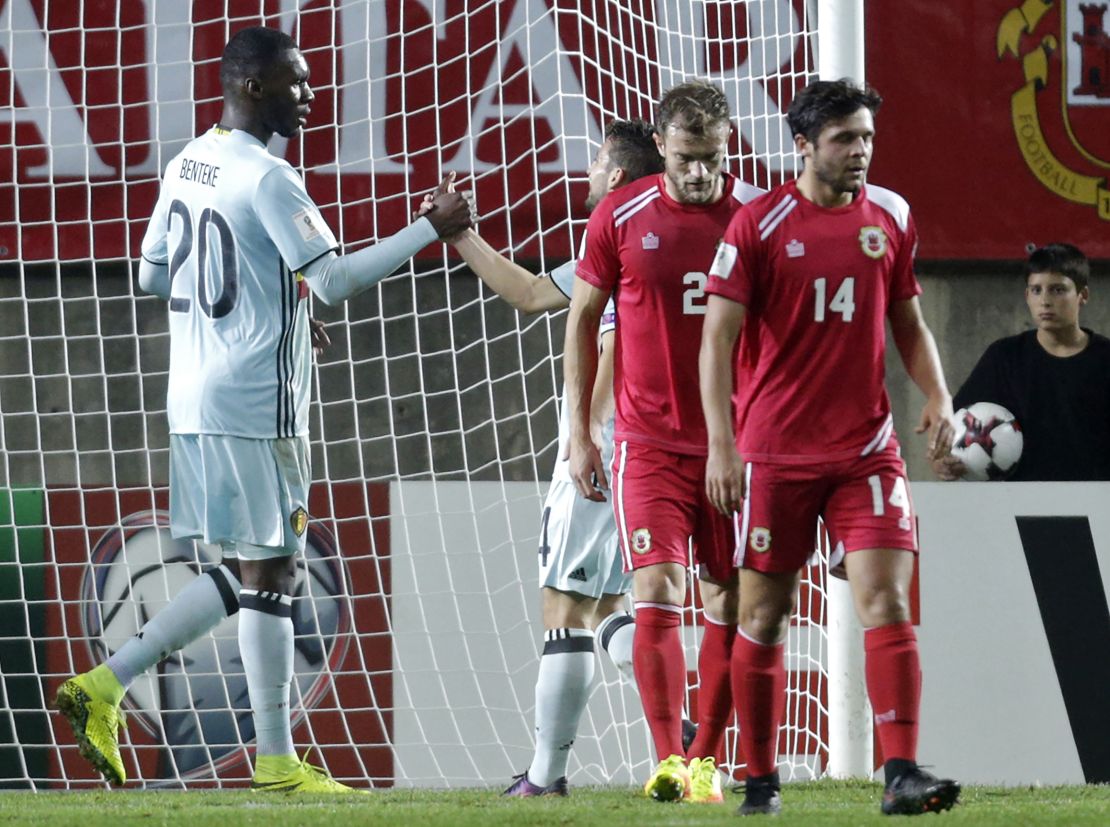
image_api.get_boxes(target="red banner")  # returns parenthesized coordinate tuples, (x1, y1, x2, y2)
(866, 0, 1109, 259)
(10, 2, 1089, 262)
(1, 1, 811, 263)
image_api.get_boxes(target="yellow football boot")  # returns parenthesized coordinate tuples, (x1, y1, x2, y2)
(643, 754, 691, 802)
(54, 666, 127, 786)
(687, 756, 724, 803)
(251, 753, 369, 794)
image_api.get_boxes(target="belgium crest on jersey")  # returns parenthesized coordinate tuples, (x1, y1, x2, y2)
(997, 0, 1110, 221)
(290, 506, 309, 537)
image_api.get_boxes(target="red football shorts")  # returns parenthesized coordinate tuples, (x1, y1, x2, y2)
(611, 441, 735, 582)
(736, 446, 918, 574)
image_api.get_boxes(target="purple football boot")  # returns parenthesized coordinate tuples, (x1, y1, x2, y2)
(502, 771, 569, 797)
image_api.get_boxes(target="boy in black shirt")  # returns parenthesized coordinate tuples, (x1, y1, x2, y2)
(934, 243, 1110, 481)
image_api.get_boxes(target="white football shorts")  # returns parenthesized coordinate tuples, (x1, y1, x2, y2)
(538, 478, 630, 598)
(169, 434, 311, 559)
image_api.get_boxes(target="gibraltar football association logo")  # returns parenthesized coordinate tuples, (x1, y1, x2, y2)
(858, 226, 888, 259)
(749, 527, 772, 553)
(997, 0, 1110, 221)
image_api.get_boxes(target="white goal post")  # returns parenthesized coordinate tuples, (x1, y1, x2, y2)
(0, 0, 867, 789)
(816, 0, 875, 782)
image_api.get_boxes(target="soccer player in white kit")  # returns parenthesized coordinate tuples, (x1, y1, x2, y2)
(441, 120, 665, 796)
(54, 26, 472, 792)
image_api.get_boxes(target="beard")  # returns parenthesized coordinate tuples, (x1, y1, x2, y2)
(815, 161, 865, 196)
(668, 170, 718, 204)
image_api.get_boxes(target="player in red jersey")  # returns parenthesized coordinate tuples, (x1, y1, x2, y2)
(565, 80, 763, 803)
(700, 79, 961, 817)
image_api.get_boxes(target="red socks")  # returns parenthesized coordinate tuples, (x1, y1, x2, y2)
(864, 621, 921, 764)
(633, 604, 686, 760)
(688, 616, 735, 762)
(731, 633, 785, 778)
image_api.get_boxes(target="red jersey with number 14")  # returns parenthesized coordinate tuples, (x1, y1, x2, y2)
(578, 172, 763, 455)
(706, 180, 922, 464)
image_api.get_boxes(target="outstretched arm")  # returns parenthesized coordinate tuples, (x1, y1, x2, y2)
(302, 173, 473, 306)
(700, 294, 746, 515)
(889, 296, 955, 461)
(420, 174, 566, 314)
(300, 219, 439, 305)
(452, 230, 569, 314)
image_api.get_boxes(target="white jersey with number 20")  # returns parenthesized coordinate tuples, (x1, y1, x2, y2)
(141, 127, 338, 439)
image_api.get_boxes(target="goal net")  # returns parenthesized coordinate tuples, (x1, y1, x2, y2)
(0, 0, 829, 789)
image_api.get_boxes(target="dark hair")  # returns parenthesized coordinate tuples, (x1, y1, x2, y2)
(656, 79, 731, 136)
(220, 26, 298, 91)
(1027, 243, 1090, 291)
(604, 118, 664, 181)
(786, 79, 882, 143)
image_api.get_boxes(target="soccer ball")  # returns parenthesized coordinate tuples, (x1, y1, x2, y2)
(950, 402, 1023, 481)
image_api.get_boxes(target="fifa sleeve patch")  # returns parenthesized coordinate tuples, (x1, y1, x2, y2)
(709, 242, 738, 280)
(292, 207, 324, 242)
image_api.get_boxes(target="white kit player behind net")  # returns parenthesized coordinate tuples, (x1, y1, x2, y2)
(0, 0, 840, 790)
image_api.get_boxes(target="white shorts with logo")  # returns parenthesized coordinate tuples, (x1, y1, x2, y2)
(538, 478, 630, 598)
(169, 434, 311, 559)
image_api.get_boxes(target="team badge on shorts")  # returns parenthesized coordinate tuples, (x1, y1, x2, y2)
(749, 527, 772, 553)
(858, 226, 888, 259)
(630, 528, 652, 554)
(290, 507, 309, 537)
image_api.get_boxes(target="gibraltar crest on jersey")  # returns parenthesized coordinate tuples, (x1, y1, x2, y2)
(858, 226, 888, 259)
(996, 0, 1110, 221)
(630, 527, 652, 554)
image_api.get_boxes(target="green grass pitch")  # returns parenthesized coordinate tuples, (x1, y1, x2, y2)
(0, 781, 1107, 826)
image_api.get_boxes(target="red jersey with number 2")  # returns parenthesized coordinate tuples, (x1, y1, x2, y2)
(706, 180, 922, 464)
(577, 172, 764, 456)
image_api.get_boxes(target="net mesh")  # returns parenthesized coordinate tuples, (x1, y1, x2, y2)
(0, 0, 826, 789)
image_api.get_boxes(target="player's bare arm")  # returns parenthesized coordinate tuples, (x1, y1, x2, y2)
(451, 229, 569, 314)
(699, 293, 747, 515)
(888, 296, 955, 461)
(588, 330, 616, 462)
(563, 276, 610, 502)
